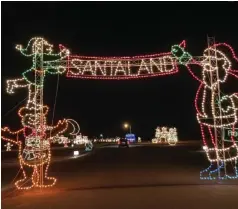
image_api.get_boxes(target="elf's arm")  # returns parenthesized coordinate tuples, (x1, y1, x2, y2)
(44, 45, 70, 75)
(171, 41, 203, 82)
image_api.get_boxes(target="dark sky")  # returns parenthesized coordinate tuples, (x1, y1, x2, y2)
(2, 2, 238, 140)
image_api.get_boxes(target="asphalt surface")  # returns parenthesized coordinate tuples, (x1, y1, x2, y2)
(1, 146, 87, 167)
(2, 141, 238, 209)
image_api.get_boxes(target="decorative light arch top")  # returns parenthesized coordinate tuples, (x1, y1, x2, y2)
(44, 39, 200, 80)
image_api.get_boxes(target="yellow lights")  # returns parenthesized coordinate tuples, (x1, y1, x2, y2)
(198, 46, 238, 146)
(123, 123, 132, 133)
(203, 144, 238, 163)
(203, 145, 208, 150)
(16, 37, 53, 57)
(167, 128, 178, 145)
(196, 42, 238, 179)
(67, 119, 80, 135)
(1, 37, 74, 190)
(152, 126, 178, 145)
(152, 138, 158, 144)
(197, 46, 237, 128)
(1, 119, 69, 190)
(73, 134, 89, 145)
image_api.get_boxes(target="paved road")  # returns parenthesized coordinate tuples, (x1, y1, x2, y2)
(1, 148, 88, 167)
(2, 141, 238, 209)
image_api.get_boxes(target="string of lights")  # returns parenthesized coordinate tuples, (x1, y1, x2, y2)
(178, 42, 238, 179)
(2, 38, 73, 190)
(2, 37, 238, 190)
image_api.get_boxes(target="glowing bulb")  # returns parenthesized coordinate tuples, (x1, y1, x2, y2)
(74, 150, 79, 156)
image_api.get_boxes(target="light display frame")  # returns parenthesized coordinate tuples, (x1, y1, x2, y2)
(2, 37, 238, 191)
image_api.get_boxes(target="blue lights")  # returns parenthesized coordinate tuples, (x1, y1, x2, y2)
(200, 160, 238, 180)
(125, 134, 136, 142)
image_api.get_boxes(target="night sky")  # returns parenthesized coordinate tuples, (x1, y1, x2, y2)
(2, 2, 238, 140)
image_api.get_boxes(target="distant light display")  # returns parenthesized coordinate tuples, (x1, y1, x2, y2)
(85, 140, 93, 151)
(152, 127, 178, 145)
(125, 134, 136, 142)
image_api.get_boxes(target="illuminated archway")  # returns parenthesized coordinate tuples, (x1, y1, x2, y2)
(2, 37, 238, 190)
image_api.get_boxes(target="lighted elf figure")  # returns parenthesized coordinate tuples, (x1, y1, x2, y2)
(5, 142, 14, 151)
(138, 137, 141, 143)
(172, 42, 238, 179)
(6, 37, 70, 105)
(171, 41, 192, 65)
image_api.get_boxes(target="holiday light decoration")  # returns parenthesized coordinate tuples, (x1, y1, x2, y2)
(43, 41, 192, 80)
(160, 127, 169, 142)
(1, 37, 75, 190)
(4, 142, 14, 151)
(172, 40, 238, 179)
(125, 134, 136, 142)
(85, 139, 93, 151)
(73, 134, 82, 145)
(73, 134, 89, 145)
(7, 38, 69, 96)
(66, 55, 178, 79)
(56, 135, 70, 147)
(152, 127, 178, 145)
(3, 37, 238, 184)
(45, 39, 209, 81)
(171, 41, 192, 65)
(53, 120, 80, 146)
(1, 118, 69, 189)
(167, 128, 178, 145)
(72, 134, 93, 151)
(67, 119, 80, 136)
